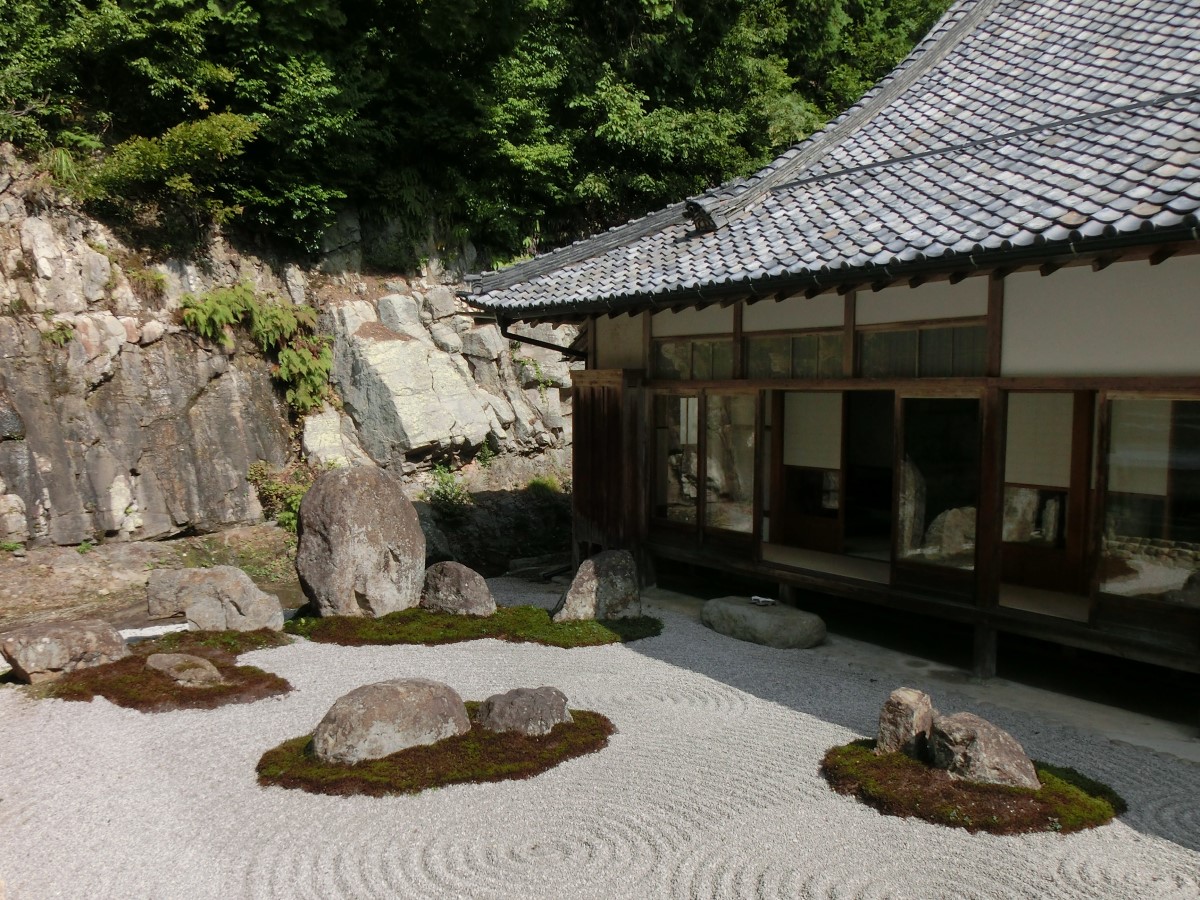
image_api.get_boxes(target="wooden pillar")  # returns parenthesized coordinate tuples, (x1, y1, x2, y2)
(843, 290, 857, 377)
(986, 273, 1004, 377)
(973, 623, 997, 680)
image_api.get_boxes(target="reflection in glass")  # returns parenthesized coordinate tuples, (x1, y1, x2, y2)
(1002, 487, 1066, 546)
(704, 393, 756, 533)
(1101, 399, 1200, 605)
(744, 333, 843, 379)
(653, 395, 699, 523)
(897, 398, 980, 569)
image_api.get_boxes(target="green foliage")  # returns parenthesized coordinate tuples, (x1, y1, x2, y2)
(180, 284, 330, 414)
(257, 705, 615, 797)
(525, 474, 565, 499)
(247, 461, 318, 533)
(423, 465, 472, 521)
(286, 604, 664, 647)
(475, 442, 496, 469)
(76, 540, 94, 555)
(1, 0, 950, 261)
(820, 739, 1122, 836)
(41, 320, 74, 347)
(0, 541, 22, 553)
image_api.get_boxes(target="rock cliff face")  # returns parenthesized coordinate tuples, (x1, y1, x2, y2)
(0, 147, 575, 547)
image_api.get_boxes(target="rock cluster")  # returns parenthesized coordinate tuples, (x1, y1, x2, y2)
(146, 566, 284, 631)
(552, 549, 641, 622)
(295, 466, 425, 617)
(0, 619, 128, 683)
(874, 688, 1040, 789)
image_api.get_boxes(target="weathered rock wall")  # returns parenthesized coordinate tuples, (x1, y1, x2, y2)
(0, 147, 576, 546)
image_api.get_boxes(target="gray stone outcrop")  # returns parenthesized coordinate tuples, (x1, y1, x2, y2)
(552, 549, 641, 622)
(145, 652, 224, 686)
(700, 596, 826, 649)
(922, 506, 977, 559)
(474, 687, 573, 736)
(876, 687, 936, 758)
(421, 562, 496, 617)
(929, 712, 1041, 789)
(295, 466, 425, 617)
(0, 619, 129, 683)
(147, 566, 284, 631)
(312, 678, 471, 765)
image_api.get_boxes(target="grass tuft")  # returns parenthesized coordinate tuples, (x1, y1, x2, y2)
(43, 628, 293, 712)
(820, 739, 1124, 835)
(257, 703, 615, 797)
(285, 605, 663, 648)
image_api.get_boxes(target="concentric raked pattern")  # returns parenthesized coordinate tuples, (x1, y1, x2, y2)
(0, 605, 1196, 899)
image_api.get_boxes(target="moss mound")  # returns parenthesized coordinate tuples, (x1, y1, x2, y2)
(257, 704, 615, 797)
(45, 628, 292, 712)
(821, 739, 1125, 835)
(285, 605, 663, 648)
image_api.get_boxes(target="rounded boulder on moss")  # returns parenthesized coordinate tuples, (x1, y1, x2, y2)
(474, 686, 573, 736)
(312, 678, 470, 765)
(421, 561, 496, 616)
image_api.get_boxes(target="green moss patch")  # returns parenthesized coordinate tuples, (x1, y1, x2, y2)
(257, 704, 615, 797)
(44, 628, 293, 712)
(285, 605, 663, 648)
(821, 739, 1125, 835)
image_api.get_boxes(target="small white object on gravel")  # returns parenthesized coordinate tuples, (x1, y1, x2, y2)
(0, 584, 1197, 899)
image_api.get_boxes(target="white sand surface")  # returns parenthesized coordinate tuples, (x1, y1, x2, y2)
(1, 596, 1198, 899)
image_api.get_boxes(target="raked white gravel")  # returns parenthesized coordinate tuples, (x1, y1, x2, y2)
(0, 591, 1197, 899)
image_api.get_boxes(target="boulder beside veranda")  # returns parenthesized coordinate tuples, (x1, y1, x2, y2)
(147, 566, 284, 632)
(700, 596, 826, 649)
(312, 678, 471, 765)
(0, 619, 129, 683)
(929, 712, 1041, 789)
(295, 466, 426, 617)
(876, 687, 936, 758)
(421, 562, 496, 616)
(474, 687, 573, 736)
(551, 549, 640, 622)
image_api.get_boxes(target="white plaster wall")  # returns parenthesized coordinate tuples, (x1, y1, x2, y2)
(594, 313, 644, 369)
(1005, 392, 1073, 487)
(743, 293, 843, 332)
(856, 276, 988, 325)
(783, 392, 842, 469)
(651, 304, 734, 336)
(1002, 255, 1200, 377)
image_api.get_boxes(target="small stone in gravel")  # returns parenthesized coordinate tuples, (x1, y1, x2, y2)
(0, 619, 129, 683)
(145, 653, 225, 686)
(312, 678, 470, 765)
(876, 687, 936, 759)
(474, 686, 573, 736)
(700, 596, 825, 649)
(930, 712, 1040, 789)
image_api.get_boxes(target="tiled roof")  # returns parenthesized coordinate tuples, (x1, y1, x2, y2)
(468, 0, 1200, 318)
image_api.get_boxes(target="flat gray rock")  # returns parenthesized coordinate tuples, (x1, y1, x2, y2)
(0, 619, 129, 683)
(700, 596, 826, 649)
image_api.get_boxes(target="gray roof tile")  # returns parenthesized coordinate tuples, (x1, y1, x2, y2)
(472, 0, 1200, 316)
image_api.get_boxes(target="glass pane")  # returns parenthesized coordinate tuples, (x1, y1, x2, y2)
(952, 326, 987, 376)
(1101, 399, 1200, 604)
(791, 334, 819, 378)
(918, 328, 955, 377)
(653, 394, 699, 523)
(898, 398, 980, 569)
(1002, 486, 1067, 546)
(711, 340, 735, 380)
(818, 333, 845, 378)
(860, 330, 918, 378)
(746, 337, 790, 379)
(692, 341, 713, 380)
(654, 340, 690, 380)
(704, 393, 756, 533)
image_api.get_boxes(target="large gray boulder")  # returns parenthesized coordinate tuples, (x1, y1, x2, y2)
(930, 712, 1041, 789)
(552, 550, 640, 622)
(421, 562, 495, 616)
(145, 653, 224, 686)
(0, 619, 129, 683)
(700, 596, 826, 649)
(312, 678, 471, 765)
(296, 466, 426, 617)
(474, 687, 573, 736)
(146, 566, 284, 632)
(876, 687, 936, 758)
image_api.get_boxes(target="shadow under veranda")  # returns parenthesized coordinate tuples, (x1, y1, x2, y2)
(615, 566, 1200, 853)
